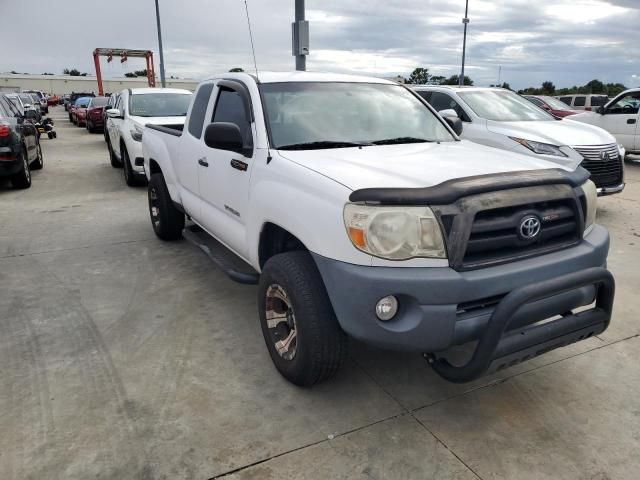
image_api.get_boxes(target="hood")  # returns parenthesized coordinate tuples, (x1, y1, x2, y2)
(131, 116, 186, 127)
(567, 111, 603, 127)
(486, 118, 615, 146)
(278, 141, 566, 191)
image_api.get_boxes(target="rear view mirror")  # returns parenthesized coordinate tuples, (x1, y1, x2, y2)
(439, 109, 463, 136)
(106, 108, 122, 119)
(204, 122, 244, 153)
(444, 117, 463, 136)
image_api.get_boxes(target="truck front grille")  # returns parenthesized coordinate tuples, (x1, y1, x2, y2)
(462, 199, 582, 269)
(573, 144, 623, 188)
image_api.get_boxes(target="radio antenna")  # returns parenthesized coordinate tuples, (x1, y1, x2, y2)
(243, 0, 259, 80)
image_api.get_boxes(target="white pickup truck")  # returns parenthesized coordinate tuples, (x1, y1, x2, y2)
(142, 72, 614, 386)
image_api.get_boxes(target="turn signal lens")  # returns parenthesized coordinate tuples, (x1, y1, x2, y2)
(347, 227, 366, 249)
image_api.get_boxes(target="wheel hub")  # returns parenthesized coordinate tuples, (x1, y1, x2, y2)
(265, 284, 297, 360)
(149, 187, 160, 229)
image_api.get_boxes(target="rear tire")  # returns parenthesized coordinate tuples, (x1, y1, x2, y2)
(258, 251, 347, 386)
(148, 173, 185, 240)
(30, 143, 44, 170)
(10, 149, 32, 189)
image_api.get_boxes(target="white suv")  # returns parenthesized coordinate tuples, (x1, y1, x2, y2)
(414, 86, 624, 195)
(105, 88, 192, 186)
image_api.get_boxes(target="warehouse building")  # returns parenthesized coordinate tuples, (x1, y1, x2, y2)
(0, 73, 198, 94)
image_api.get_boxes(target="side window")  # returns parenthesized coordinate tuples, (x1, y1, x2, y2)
(188, 83, 214, 138)
(559, 97, 572, 106)
(574, 96, 586, 107)
(212, 88, 253, 148)
(606, 93, 640, 115)
(528, 97, 544, 107)
(0, 99, 8, 117)
(428, 92, 471, 122)
(416, 91, 432, 102)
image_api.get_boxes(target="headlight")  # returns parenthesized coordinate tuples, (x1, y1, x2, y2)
(580, 180, 597, 229)
(510, 137, 567, 157)
(130, 125, 143, 142)
(343, 204, 446, 260)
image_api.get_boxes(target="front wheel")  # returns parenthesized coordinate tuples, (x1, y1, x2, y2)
(122, 145, 142, 186)
(30, 143, 44, 170)
(258, 251, 347, 386)
(148, 173, 185, 240)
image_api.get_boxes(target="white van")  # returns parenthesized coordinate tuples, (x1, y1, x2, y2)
(556, 94, 609, 112)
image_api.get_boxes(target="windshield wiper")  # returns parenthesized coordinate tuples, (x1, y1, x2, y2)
(371, 137, 434, 145)
(277, 141, 373, 150)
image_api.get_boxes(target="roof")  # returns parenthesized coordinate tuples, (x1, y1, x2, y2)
(412, 85, 507, 93)
(128, 87, 192, 95)
(210, 71, 397, 85)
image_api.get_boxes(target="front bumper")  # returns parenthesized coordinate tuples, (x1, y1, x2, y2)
(313, 225, 611, 357)
(597, 183, 625, 196)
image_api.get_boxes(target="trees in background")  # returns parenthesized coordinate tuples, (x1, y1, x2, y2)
(124, 69, 149, 78)
(404, 68, 474, 86)
(518, 79, 627, 97)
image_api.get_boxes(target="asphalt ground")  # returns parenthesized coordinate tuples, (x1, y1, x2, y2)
(1, 106, 639, 480)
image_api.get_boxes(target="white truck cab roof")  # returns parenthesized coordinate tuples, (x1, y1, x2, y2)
(206, 71, 396, 85)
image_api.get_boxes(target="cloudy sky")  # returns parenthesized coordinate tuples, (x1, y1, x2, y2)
(3, 0, 639, 89)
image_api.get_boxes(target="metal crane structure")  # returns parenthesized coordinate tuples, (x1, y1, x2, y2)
(92, 48, 156, 95)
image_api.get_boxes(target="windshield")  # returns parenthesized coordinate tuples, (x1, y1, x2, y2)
(129, 93, 192, 117)
(261, 82, 454, 149)
(19, 94, 32, 104)
(75, 97, 91, 107)
(541, 96, 576, 110)
(458, 90, 555, 122)
(89, 97, 109, 107)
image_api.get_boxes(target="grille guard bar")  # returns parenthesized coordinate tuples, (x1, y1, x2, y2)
(426, 267, 614, 383)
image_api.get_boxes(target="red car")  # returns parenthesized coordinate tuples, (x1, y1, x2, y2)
(47, 95, 60, 106)
(70, 97, 92, 126)
(84, 96, 109, 133)
(524, 95, 578, 118)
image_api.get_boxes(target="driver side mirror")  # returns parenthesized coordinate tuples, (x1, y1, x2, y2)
(439, 109, 463, 136)
(106, 108, 122, 119)
(596, 106, 605, 115)
(204, 122, 245, 154)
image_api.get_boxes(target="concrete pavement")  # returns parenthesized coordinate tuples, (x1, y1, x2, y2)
(1, 107, 639, 480)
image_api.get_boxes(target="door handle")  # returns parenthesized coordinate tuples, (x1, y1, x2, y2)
(198, 157, 209, 167)
(627, 119, 637, 125)
(230, 158, 248, 171)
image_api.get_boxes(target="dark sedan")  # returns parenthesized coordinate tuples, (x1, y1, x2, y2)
(0, 94, 43, 189)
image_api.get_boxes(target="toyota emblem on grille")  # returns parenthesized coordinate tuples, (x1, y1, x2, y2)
(519, 215, 541, 240)
(600, 151, 610, 161)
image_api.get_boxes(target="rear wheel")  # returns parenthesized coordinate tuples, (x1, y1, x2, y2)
(258, 251, 347, 386)
(148, 173, 184, 240)
(30, 143, 44, 170)
(11, 149, 32, 189)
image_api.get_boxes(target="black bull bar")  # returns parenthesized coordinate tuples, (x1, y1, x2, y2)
(426, 267, 615, 383)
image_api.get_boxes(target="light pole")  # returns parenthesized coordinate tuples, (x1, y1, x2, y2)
(459, 0, 470, 87)
(154, 0, 166, 87)
(293, 0, 309, 71)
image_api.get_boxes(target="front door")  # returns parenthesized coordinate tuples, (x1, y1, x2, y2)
(601, 92, 640, 151)
(197, 84, 255, 260)
(107, 94, 124, 155)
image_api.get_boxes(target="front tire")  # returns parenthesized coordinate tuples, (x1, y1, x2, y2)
(30, 143, 44, 170)
(258, 251, 347, 386)
(11, 149, 32, 189)
(122, 145, 142, 186)
(148, 173, 185, 240)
